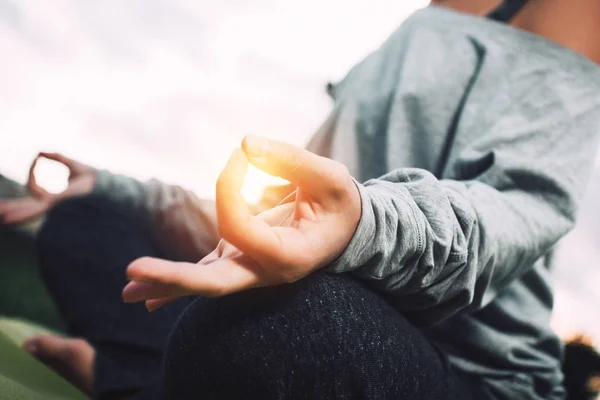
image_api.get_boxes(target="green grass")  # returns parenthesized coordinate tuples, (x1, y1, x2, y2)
(0, 318, 85, 400)
(0, 229, 64, 331)
(0, 224, 81, 398)
(0, 175, 82, 398)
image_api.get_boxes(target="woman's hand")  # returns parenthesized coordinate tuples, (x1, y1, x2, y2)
(123, 137, 361, 310)
(0, 153, 95, 225)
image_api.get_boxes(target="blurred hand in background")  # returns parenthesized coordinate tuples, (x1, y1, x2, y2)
(0, 153, 95, 225)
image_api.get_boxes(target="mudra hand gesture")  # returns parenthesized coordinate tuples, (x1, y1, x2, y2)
(0, 153, 95, 225)
(123, 137, 361, 310)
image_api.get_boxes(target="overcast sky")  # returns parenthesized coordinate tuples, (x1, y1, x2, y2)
(0, 0, 428, 197)
(0, 0, 598, 342)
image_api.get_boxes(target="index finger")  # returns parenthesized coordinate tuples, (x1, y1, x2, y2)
(241, 136, 350, 198)
(38, 152, 79, 170)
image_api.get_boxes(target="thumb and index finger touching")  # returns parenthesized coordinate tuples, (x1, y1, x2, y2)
(27, 152, 86, 197)
(216, 137, 349, 259)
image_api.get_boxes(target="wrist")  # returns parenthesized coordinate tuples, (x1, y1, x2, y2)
(325, 179, 374, 273)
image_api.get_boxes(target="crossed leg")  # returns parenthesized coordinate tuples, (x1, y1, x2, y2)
(28, 195, 486, 400)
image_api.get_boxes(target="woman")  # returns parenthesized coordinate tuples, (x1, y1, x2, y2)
(2, 0, 600, 399)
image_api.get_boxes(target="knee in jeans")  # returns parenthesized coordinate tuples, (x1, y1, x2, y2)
(37, 195, 138, 275)
(165, 273, 360, 353)
(40, 196, 102, 243)
(41, 195, 124, 234)
(163, 273, 377, 397)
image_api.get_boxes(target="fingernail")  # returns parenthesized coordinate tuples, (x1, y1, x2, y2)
(243, 136, 268, 159)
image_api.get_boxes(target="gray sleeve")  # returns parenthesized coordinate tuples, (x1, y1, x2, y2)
(328, 84, 600, 326)
(93, 171, 219, 261)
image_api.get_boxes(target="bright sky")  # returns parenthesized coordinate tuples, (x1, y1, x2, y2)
(0, 0, 598, 342)
(0, 0, 429, 199)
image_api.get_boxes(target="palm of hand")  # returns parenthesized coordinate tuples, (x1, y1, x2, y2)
(206, 190, 347, 289)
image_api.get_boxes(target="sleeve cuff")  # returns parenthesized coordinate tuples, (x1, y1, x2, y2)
(325, 179, 377, 273)
(91, 169, 115, 196)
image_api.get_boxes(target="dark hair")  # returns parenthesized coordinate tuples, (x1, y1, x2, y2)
(563, 336, 600, 400)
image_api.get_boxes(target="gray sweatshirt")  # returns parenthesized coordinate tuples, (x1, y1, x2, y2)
(93, 6, 600, 400)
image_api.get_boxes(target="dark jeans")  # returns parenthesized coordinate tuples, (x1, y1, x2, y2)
(37, 195, 488, 400)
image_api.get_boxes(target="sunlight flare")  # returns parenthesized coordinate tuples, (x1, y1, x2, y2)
(241, 164, 288, 204)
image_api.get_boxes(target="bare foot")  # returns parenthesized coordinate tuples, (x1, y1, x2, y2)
(23, 335, 95, 396)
